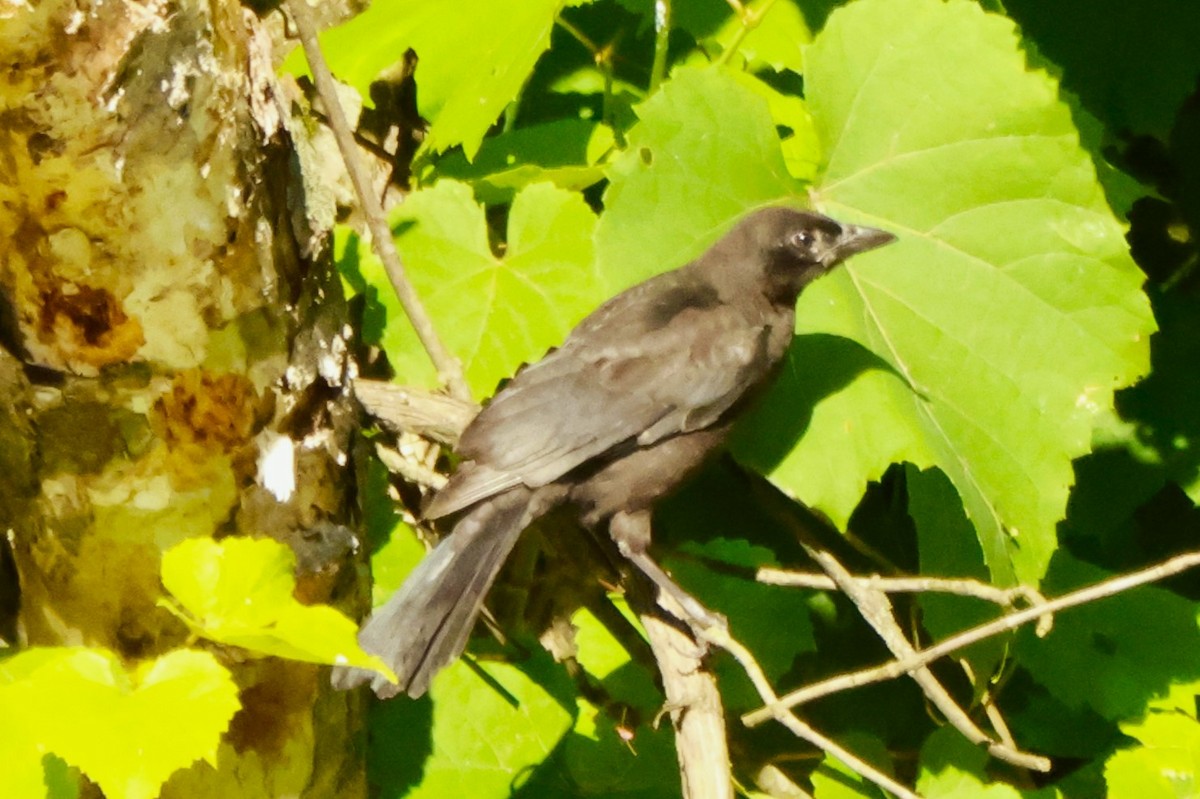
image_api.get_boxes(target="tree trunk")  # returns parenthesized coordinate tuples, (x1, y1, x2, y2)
(0, 1, 365, 795)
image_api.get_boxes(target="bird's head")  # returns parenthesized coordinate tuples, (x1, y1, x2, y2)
(740, 206, 896, 303)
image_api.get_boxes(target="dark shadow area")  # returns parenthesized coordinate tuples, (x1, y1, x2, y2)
(366, 693, 434, 798)
(731, 332, 903, 475)
(1006, 0, 1200, 140)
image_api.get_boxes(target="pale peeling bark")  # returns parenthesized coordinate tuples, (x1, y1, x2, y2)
(0, 1, 365, 795)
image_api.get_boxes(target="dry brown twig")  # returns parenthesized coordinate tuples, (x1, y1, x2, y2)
(744, 549, 1200, 728)
(284, 0, 472, 402)
(700, 625, 921, 799)
(758, 567, 1054, 637)
(634, 591, 734, 799)
(777, 514, 1050, 772)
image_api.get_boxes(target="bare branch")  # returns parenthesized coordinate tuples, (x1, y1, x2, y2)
(284, 0, 472, 401)
(639, 605, 734, 799)
(786, 523, 1049, 772)
(702, 625, 921, 799)
(356, 379, 478, 445)
(758, 568, 1048, 610)
(374, 442, 447, 490)
(744, 549, 1200, 727)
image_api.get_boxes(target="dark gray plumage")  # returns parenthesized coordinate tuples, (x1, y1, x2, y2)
(333, 206, 895, 698)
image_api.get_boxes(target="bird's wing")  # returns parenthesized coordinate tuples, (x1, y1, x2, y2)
(426, 273, 782, 518)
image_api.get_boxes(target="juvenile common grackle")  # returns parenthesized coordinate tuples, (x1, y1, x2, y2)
(334, 206, 895, 698)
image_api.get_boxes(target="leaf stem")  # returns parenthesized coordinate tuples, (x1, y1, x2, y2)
(649, 0, 671, 93)
(716, 0, 778, 67)
(556, 15, 619, 133)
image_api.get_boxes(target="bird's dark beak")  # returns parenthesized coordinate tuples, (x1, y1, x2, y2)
(832, 224, 897, 262)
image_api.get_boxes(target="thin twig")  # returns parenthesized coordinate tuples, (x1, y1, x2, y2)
(961, 660, 1019, 752)
(702, 626, 921, 799)
(744, 549, 1200, 727)
(374, 442, 447, 490)
(758, 568, 1047, 607)
(786, 524, 1048, 772)
(554, 15, 621, 132)
(555, 14, 600, 53)
(285, 0, 472, 402)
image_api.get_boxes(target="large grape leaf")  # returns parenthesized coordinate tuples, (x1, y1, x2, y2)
(595, 1, 1153, 585)
(348, 180, 602, 399)
(285, 0, 567, 158)
(594, 67, 804, 292)
(741, 0, 1155, 584)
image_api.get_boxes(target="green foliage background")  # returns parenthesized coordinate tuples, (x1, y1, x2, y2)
(14, 0, 1192, 796)
(307, 0, 1200, 795)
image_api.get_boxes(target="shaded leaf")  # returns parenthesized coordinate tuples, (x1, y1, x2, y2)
(368, 658, 574, 799)
(1006, 0, 1200, 138)
(432, 118, 615, 205)
(1017, 554, 1200, 721)
(918, 727, 1059, 798)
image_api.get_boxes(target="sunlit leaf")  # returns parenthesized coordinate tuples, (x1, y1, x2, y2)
(161, 537, 394, 679)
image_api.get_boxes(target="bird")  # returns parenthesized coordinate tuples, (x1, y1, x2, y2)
(333, 205, 896, 698)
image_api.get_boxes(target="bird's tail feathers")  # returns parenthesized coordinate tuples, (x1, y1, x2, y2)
(331, 487, 537, 699)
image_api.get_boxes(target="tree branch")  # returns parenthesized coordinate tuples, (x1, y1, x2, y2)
(744, 549, 1200, 727)
(701, 625, 921, 799)
(284, 0, 472, 401)
(785, 520, 1049, 772)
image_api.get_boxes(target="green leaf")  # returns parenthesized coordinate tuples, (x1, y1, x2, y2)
(907, 465, 1006, 675)
(595, 66, 804, 293)
(1107, 683, 1200, 798)
(285, 0, 568, 158)
(368, 659, 574, 799)
(1004, 672, 1120, 759)
(432, 119, 615, 205)
(160, 537, 394, 679)
(811, 735, 890, 798)
(739, 0, 1154, 584)
(0, 653, 59, 799)
(918, 727, 1059, 798)
(0, 647, 239, 799)
(543, 604, 679, 796)
(620, 0, 812, 72)
(351, 180, 602, 399)
(726, 70, 823, 182)
(1017, 554, 1200, 721)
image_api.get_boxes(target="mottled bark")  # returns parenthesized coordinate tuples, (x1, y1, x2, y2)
(0, 1, 365, 795)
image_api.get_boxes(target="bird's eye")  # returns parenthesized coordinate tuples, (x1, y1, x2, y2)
(789, 230, 814, 249)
